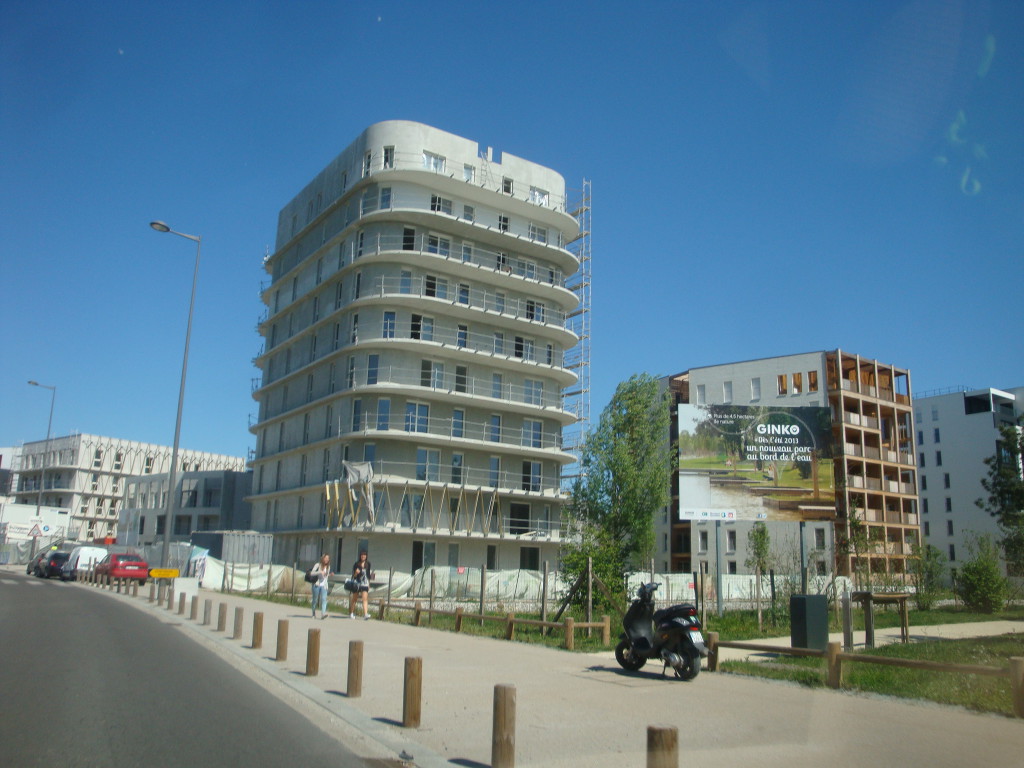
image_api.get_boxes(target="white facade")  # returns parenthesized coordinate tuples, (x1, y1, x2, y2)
(250, 121, 581, 574)
(13, 433, 246, 543)
(915, 386, 1023, 582)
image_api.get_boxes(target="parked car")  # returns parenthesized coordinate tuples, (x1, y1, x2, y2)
(26, 550, 50, 575)
(36, 551, 70, 578)
(59, 545, 109, 581)
(95, 552, 149, 585)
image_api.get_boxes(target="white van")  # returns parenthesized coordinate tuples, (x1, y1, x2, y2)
(60, 546, 109, 581)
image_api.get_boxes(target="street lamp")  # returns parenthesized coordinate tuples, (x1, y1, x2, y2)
(28, 380, 57, 548)
(149, 220, 202, 569)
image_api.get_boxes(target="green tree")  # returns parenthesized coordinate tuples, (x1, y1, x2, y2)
(976, 423, 1024, 577)
(908, 543, 945, 610)
(956, 533, 1008, 613)
(745, 522, 772, 630)
(565, 374, 673, 594)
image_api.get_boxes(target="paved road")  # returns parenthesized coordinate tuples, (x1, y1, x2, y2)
(0, 570, 372, 767)
(6, 566, 1023, 767)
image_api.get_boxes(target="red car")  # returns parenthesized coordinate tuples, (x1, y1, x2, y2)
(95, 553, 149, 585)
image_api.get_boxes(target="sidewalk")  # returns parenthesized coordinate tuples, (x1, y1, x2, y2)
(65, 574, 1024, 767)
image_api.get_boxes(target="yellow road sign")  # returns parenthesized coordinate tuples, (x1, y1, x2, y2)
(149, 568, 180, 579)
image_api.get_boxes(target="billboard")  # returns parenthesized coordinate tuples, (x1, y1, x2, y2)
(677, 404, 836, 522)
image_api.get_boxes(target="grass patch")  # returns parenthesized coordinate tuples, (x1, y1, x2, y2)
(721, 634, 1024, 716)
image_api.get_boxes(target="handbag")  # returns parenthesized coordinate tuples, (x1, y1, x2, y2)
(344, 577, 358, 592)
(304, 568, 317, 584)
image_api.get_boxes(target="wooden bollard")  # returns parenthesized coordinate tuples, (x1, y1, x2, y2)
(403, 656, 422, 728)
(131, 580, 138, 597)
(347, 640, 363, 698)
(414, 601, 423, 627)
(190, 596, 199, 621)
(148, 582, 156, 603)
(564, 617, 575, 650)
(115, 577, 122, 594)
(492, 684, 516, 768)
(165, 585, 174, 610)
(233, 607, 244, 640)
(505, 613, 515, 641)
(647, 725, 678, 768)
(826, 641, 842, 689)
(252, 612, 264, 649)
(707, 632, 719, 672)
(1010, 657, 1024, 718)
(306, 628, 321, 676)
(601, 615, 611, 646)
(203, 599, 212, 626)
(276, 619, 289, 661)
(178, 593, 186, 614)
(454, 607, 464, 633)
(217, 603, 228, 632)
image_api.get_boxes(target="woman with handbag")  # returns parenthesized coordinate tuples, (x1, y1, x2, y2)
(310, 553, 331, 619)
(348, 550, 373, 619)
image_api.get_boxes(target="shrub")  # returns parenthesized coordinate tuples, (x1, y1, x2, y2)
(956, 534, 1007, 613)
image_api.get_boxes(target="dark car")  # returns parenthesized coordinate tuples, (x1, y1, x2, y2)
(26, 550, 50, 575)
(95, 553, 149, 585)
(35, 551, 70, 578)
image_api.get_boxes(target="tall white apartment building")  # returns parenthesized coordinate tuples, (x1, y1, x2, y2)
(914, 386, 1023, 582)
(13, 434, 246, 542)
(250, 121, 582, 573)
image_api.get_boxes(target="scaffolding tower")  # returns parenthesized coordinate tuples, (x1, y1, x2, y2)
(561, 178, 592, 488)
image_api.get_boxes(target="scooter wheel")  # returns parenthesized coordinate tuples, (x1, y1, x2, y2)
(614, 639, 646, 671)
(673, 651, 701, 680)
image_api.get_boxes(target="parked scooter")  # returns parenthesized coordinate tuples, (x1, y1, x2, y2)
(614, 582, 708, 680)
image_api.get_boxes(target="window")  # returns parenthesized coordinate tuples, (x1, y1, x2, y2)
(410, 314, 433, 341)
(458, 283, 469, 304)
(918, 430, 924, 445)
(403, 228, 416, 250)
(946, 520, 954, 536)
(455, 366, 467, 393)
(522, 461, 541, 492)
(405, 402, 429, 433)
(944, 473, 950, 489)
(502, 177, 513, 194)
(350, 313, 359, 343)
(919, 452, 926, 467)
(383, 311, 396, 339)
(528, 223, 547, 243)
(777, 374, 788, 395)
(367, 354, 379, 385)
(924, 521, 930, 536)
(492, 373, 503, 398)
(452, 409, 464, 438)
(493, 332, 505, 355)
(488, 414, 501, 442)
(726, 530, 736, 552)
(525, 300, 544, 321)
(931, 406, 939, 421)
(93, 449, 103, 468)
(383, 146, 394, 169)
(723, 381, 733, 403)
(346, 357, 355, 387)
(524, 379, 543, 405)
(945, 497, 952, 512)
(463, 205, 474, 223)
(814, 528, 826, 548)
(920, 475, 927, 491)
(934, 428, 941, 443)
(379, 186, 391, 209)
(523, 419, 543, 448)
(948, 544, 956, 561)
(698, 530, 708, 552)
(461, 241, 474, 261)
(416, 448, 440, 481)
(936, 451, 942, 466)
(529, 186, 549, 205)
(376, 398, 390, 430)
(520, 546, 540, 570)
(430, 195, 453, 215)
(696, 384, 706, 405)
(425, 274, 447, 298)
(423, 151, 445, 173)
(750, 377, 761, 400)
(351, 399, 363, 431)
(498, 214, 509, 233)
(427, 234, 450, 256)
(489, 457, 500, 487)
(495, 292, 506, 313)
(362, 151, 372, 177)
(451, 454, 464, 484)
(463, 164, 475, 183)
(923, 498, 929, 514)
(727, 561, 738, 575)
(457, 325, 467, 348)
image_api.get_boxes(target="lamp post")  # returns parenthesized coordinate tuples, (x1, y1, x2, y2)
(28, 380, 56, 549)
(150, 220, 202, 569)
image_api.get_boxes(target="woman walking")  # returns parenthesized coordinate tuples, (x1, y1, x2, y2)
(348, 550, 373, 619)
(311, 553, 331, 619)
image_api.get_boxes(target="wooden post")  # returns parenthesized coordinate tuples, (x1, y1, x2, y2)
(826, 641, 842, 689)
(429, 569, 436, 625)
(276, 619, 289, 661)
(492, 684, 516, 768)
(586, 557, 593, 638)
(217, 603, 228, 632)
(252, 612, 264, 649)
(203, 599, 212, 626)
(266, 564, 272, 598)
(233, 607, 244, 640)
(541, 561, 549, 632)
(306, 628, 321, 676)
(647, 725, 678, 768)
(505, 613, 515, 641)
(403, 657, 422, 728)
(178, 593, 186, 615)
(864, 596, 875, 648)
(414, 600, 423, 627)
(707, 632, 719, 672)
(190, 596, 199, 621)
(601, 615, 611, 646)
(290, 559, 297, 602)
(479, 565, 487, 627)
(347, 640, 364, 698)
(455, 607, 464, 633)
(842, 591, 853, 651)
(564, 617, 575, 651)
(1009, 657, 1024, 719)
(387, 567, 394, 616)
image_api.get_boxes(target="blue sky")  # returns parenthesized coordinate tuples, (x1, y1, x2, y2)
(3, 1, 1022, 460)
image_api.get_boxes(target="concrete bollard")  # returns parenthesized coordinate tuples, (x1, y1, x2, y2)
(131, 580, 138, 597)
(347, 640, 364, 698)
(233, 607, 244, 640)
(165, 585, 174, 610)
(306, 628, 321, 676)
(252, 612, 264, 649)
(647, 725, 678, 768)
(190, 596, 199, 621)
(403, 656, 422, 728)
(276, 620, 289, 661)
(492, 684, 516, 768)
(217, 603, 228, 632)
(203, 599, 212, 626)
(178, 593, 187, 615)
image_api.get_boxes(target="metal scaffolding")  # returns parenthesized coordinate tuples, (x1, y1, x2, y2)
(561, 178, 592, 487)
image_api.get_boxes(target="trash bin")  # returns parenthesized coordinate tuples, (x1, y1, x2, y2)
(790, 594, 828, 651)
